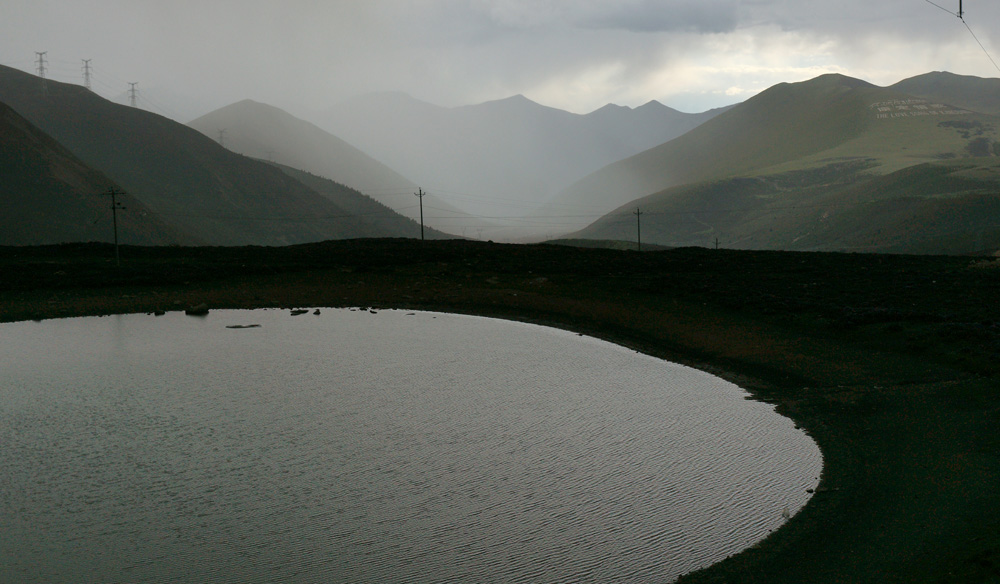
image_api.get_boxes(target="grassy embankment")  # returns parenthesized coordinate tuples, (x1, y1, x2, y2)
(1, 239, 998, 583)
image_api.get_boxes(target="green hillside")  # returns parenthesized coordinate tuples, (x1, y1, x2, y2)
(548, 73, 999, 232)
(579, 157, 1000, 254)
(563, 72, 1000, 254)
(892, 71, 1000, 117)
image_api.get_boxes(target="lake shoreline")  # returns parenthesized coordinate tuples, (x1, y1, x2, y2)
(2, 239, 998, 583)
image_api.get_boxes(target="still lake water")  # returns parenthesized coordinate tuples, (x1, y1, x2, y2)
(0, 309, 821, 583)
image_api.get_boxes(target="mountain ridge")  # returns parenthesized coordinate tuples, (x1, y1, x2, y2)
(188, 98, 416, 197)
(565, 72, 1000, 254)
(546, 72, 996, 227)
(891, 71, 1000, 117)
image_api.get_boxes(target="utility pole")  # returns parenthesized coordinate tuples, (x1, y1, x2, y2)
(82, 59, 92, 90)
(103, 187, 126, 266)
(128, 82, 138, 107)
(634, 207, 643, 252)
(959, 0, 964, 19)
(413, 189, 427, 241)
(35, 51, 47, 96)
(414, 188, 426, 240)
(715, 236, 720, 250)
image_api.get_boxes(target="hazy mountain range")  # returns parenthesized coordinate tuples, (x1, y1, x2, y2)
(187, 100, 469, 233)
(2, 60, 999, 254)
(188, 92, 728, 239)
(318, 91, 728, 221)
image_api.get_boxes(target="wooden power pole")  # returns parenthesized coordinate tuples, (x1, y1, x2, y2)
(103, 187, 126, 266)
(634, 207, 643, 252)
(414, 188, 426, 240)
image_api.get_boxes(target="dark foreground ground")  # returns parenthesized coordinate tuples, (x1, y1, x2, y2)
(2, 239, 999, 583)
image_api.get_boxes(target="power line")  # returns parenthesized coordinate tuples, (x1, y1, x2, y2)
(962, 19, 1000, 74)
(923, 0, 1000, 74)
(922, 0, 960, 18)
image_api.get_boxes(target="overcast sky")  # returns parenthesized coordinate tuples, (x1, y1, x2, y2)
(2, 0, 998, 121)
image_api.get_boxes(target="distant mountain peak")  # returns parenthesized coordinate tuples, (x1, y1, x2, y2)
(588, 103, 631, 115)
(221, 98, 279, 113)
(804, 72, 877, 89)
(637, 100, 677, 113)
(890, 70, 1000, 116)
(475, 93, 543, 109)
(587, 100, 685, 118)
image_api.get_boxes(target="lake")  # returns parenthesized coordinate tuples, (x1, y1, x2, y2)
(0, 308, 821, 583)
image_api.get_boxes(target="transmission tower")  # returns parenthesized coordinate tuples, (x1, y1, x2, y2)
(217, 129, 227, 148)
(82, 59, 92, 90)
(128, 82, 138, 107)
(35, 51, 47, 77)
(35, 51, 47, 96)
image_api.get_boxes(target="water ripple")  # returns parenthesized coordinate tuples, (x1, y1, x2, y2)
(0, 309, 821, 583)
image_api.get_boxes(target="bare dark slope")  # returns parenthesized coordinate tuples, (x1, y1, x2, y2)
(0, 65, 395, 246)
(0, 100, 181, 245)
